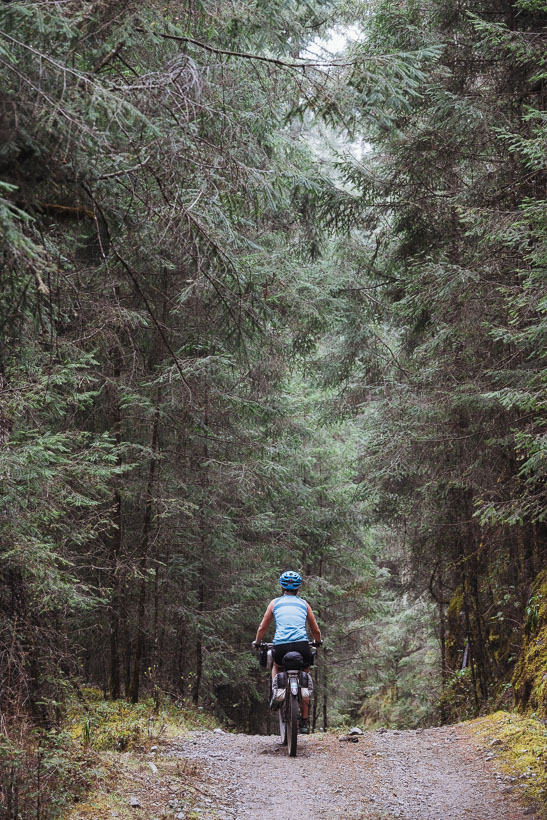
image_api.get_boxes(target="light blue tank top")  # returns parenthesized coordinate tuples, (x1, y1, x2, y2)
(273, 595, 308, 645)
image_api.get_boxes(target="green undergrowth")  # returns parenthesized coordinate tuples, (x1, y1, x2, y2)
(438, 668, 517, 724)
(468, 711, 547, 815)
(1, 690, 219, 820)
(438, 668, 479, 723)
(0, 723, 100, 820)
(63, 690, 221, 820)
(68, 688, 218, 752)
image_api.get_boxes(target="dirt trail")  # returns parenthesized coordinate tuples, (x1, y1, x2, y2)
(159, 725, 540, 820)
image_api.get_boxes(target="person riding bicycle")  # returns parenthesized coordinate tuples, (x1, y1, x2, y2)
(253, 570, 321, 734)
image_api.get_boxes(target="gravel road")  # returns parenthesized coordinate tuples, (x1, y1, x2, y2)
(164, 725, 540, 820)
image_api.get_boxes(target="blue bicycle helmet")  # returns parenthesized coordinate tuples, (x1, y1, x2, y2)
(280, 570, 302, 590)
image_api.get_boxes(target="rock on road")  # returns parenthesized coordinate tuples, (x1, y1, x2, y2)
(165, 725, 539, 820)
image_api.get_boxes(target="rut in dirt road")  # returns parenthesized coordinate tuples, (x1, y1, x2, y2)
(165, 725, 540, 820)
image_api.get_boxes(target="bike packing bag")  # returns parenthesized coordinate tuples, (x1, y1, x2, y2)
(299, 670, 313, 698)
(272, 672, 287, 702)
(282, 651, 304, 670)
(258, 645, 268, 668)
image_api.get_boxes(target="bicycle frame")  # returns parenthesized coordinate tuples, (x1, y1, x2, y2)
(255, 640, 320, 757)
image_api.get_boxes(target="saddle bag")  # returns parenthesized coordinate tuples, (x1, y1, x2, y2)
(282, 651, 304, 670)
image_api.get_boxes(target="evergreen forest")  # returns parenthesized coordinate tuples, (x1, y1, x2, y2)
(0, 0, 545, 815)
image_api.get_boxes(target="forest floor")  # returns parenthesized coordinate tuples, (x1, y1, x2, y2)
(67, 719, 546, 820)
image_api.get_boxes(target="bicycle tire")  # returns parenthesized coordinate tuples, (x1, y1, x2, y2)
(287, 691, 299, 757)
(279, 701, 287, 745)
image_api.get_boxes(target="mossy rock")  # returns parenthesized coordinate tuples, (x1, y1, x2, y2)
(513, 569, 547, 719)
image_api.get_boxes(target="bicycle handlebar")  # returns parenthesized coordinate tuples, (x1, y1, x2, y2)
(252, 640, 322, 649)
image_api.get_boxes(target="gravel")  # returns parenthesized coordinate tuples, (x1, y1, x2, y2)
(164, 725, 538, 819)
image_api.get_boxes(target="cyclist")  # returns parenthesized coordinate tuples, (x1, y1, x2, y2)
(253, 570, 321, 733)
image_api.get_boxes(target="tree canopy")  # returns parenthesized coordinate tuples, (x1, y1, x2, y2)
(0, 0, 545, 814)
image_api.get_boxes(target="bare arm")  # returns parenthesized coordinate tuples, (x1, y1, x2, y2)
(306, 603, 321, 643)
(255, 600, 275, 643)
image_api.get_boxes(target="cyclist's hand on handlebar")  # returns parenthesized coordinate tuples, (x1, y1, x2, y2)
(251, 640, 260, 650)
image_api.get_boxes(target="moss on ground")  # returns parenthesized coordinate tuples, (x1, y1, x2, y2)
(513, 569, 547, 720)
(468, 710, 547, 815)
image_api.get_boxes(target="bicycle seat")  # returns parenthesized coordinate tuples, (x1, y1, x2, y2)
(283, 651, 304, 670)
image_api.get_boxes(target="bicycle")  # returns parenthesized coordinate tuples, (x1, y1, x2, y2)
(254, 640, 320, 757)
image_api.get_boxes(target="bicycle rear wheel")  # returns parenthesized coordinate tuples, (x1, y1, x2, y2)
(287, 692, 299, 757)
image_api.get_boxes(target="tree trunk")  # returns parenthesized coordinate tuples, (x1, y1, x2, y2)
(108, 338, 123, 700)
(193, 581, 204, 704)
(322, 646, 328, 731)
(192, 394, 209, 705)
(128, 402, 160, 703)
(109, 487, 122, 700)
(462, 579, 480, 714)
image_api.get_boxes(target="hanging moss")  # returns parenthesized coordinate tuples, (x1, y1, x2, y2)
(512, 569, 547, 719)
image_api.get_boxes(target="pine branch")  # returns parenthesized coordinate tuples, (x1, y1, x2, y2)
(135, 28, 355, 69)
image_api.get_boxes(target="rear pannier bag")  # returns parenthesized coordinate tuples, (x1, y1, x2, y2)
(272, 672, 287, 702)
(259, 646, 273, 668)
(299, 670, 313, 698)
